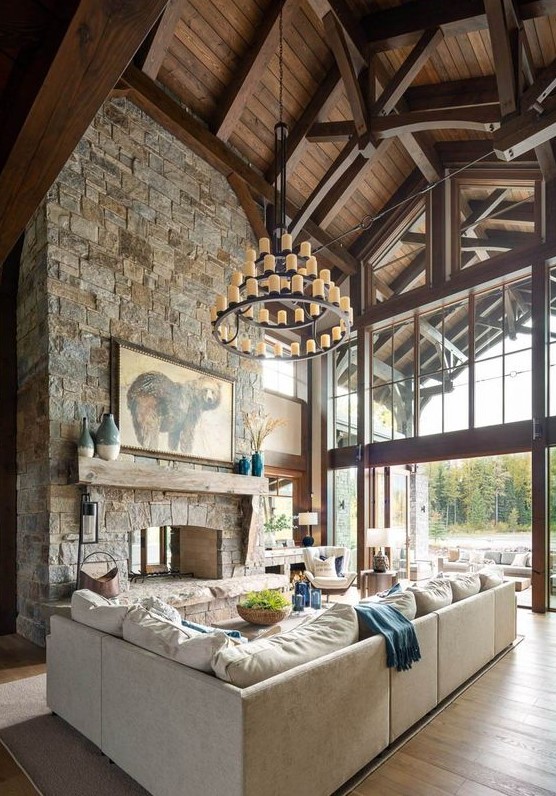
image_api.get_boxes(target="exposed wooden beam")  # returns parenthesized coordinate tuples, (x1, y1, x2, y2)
(136, 0, 185, 80)
(121, 66, 359, 276)
(323, 11, 368, 138)
(485, 0, 519, 117)
(0, 0, 169, 269)
(372, 28, 444, 117)
(214, 0, 297, 142)
(460, 188, 508, 232)
(306, 121, 356, 142)
(521, 56, 556, 110)
(289, 138, 362, 239)
(467, 198, 535, 224)
(494, 94, 556, 159)
(326, 0, 368, 64)
(314, 140, 394, 229)
(362, 0, 556, 52)
(402, 230, 536, 250)
(371, 107, 500, 139)
(389, 251, 427, 294)
(405, 76, 499, 112)
(399, 131, 443, 183)
(266, 64, 342, 183)
(227, 173, 268, 242)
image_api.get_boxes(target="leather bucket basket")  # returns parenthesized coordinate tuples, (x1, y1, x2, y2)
(78, 551, 120, 598)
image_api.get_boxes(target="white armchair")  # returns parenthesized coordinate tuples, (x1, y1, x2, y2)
(303, 546, 357, 599)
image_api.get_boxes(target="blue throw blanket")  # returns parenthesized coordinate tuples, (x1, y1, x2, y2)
(354, 603, 421, 671)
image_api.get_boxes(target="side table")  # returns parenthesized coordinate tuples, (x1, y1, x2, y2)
(359, 569, 398, 599)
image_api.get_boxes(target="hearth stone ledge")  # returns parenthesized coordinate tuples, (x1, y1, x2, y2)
(41, 573, 289, 634)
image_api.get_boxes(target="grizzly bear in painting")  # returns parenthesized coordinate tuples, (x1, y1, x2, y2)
(127, 371, 221, 454)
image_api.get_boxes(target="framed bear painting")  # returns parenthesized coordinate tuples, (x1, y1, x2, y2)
(112, 340, 235, 464)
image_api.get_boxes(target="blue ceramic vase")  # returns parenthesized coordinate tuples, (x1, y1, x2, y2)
(96, 413, 121, 461)
(238, 456, 251, 475)
(251, 451, 264, 477)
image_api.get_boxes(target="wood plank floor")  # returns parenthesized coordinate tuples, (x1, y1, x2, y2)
(0, 612, 555, 796)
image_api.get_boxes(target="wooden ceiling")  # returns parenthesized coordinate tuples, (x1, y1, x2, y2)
(3, 0, 556, 300)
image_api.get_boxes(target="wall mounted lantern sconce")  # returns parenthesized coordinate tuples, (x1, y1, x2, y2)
(80, 492, 98, 545)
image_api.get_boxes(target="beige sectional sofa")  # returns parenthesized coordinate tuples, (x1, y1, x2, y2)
(46, 580, 516, 796)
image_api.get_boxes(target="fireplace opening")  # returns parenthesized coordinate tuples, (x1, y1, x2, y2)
(129, 525, 224, 581)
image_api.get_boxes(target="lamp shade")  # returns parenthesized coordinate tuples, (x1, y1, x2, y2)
(298, 512, 318, 526)
(365, 527, 399, 548)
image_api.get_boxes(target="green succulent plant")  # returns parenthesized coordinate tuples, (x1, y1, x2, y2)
(239, 589, 290, 611)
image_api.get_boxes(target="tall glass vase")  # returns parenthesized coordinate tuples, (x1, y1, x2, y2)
(251, 451, 264, 477)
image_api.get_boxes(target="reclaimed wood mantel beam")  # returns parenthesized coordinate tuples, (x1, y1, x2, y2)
(0, 0, 170, 269)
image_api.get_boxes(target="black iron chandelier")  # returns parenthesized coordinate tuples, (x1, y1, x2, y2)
(210, 13, 352, 361)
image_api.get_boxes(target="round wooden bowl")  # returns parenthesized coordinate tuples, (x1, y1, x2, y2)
(236, 604, 291, 626)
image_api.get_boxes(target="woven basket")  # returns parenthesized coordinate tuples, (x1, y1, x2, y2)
(236, 604, 291, 626)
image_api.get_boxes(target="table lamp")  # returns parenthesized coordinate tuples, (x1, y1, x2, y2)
(298, 512, 318, 547)
(366, 528, 395, 572)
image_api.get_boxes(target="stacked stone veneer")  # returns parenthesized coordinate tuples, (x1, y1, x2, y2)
(17, 98, 266, 644)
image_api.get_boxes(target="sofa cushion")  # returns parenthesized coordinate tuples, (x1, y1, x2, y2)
(314, 556, 337, 577)
(511, 552, 528, 567)
(408, 579, 452, 617)
(358, 591, 416, 638)
(500, 552, 515, 565)
(449, 573, 481, 602)
(212, 603, 358, 687)
(526, 552, 532, 568)
(71, 589, 129, 637)
(484, 551, 502, 564)
(123, 605, 232, 673)
(478, 569, 504, 591)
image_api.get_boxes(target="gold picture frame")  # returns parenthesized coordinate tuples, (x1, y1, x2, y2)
(112, 340, 235, 465)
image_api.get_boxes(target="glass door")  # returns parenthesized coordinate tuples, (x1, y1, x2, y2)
(332, 468, 357, 566)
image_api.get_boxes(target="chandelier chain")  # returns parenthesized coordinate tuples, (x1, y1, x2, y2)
(279, 7, 283, 125)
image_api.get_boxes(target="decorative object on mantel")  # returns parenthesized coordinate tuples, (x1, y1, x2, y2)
(236, 589, 291, 626)
(210, 10, 351, 362)
(113, 339, 234, 464)
(299, 511, 318, 547)
(238, 455, 251, 475)
(243, 411, 286, 477)
(77, 417, 94, 458)
(96, 413, 120, 461)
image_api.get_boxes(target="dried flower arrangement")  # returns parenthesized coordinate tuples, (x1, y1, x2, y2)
(243, 412, 286, 451)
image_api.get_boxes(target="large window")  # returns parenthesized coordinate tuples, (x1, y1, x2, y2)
(263, 352, 296, 396)
(332, 468, 357, 561)
(372, 320, 414, 441)
(332, 341, 358, 447)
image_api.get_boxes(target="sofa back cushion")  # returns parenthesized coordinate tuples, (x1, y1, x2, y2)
(484, 551, 502, 564)
(212, 603, 358, 687)
(500, 552, 515, 565)
(407, 579, 452, 617)
(478, 569, 504, 591)
(511, 552, 529, 567)
(123, 605, 232, 673)
(449, 573, 481, 602)
(71, 589, 129, 637)
(357, 591, 417, 639)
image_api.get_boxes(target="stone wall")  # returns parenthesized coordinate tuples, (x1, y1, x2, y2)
(17, 98, 266, 644)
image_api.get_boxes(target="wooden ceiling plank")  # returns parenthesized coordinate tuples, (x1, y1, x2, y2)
(484, 0, 519, 117)
(213, 0, 297, 142)
(0, 0, 170, 268)
(405, 76, 499, 112)
(137, 0, 186, 80)
(306, 121, 356, 141)
(323, 11, 367, 138)
(372, 28, 444, 117)
(361, 0, 556, 52)
(227, 172, 268, 241)
(371, 107, 501, 139)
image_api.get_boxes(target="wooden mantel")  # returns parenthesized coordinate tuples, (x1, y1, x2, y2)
(75, 458, 268, 562)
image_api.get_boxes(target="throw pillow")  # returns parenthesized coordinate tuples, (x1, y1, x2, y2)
(379, 590, 417, 620)
(478, 568, 504, 591)
(123, 605, 232, 673)
(334, 555, 345, 577)
(459, 549, 470, 562)
(511, 552, 529, 567)
(140, 596, 182, 625)
(212, 603, 358, 688)
(407, 579, 452, 617)
(469, 550, 484, 565)
(449, 573, 481, 602)
(314, 556, 337, 577)
(447, 548, 460, 563)
(71, 589, 129, 637)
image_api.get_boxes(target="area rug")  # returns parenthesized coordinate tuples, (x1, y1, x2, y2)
(0, 675, 148, 796)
